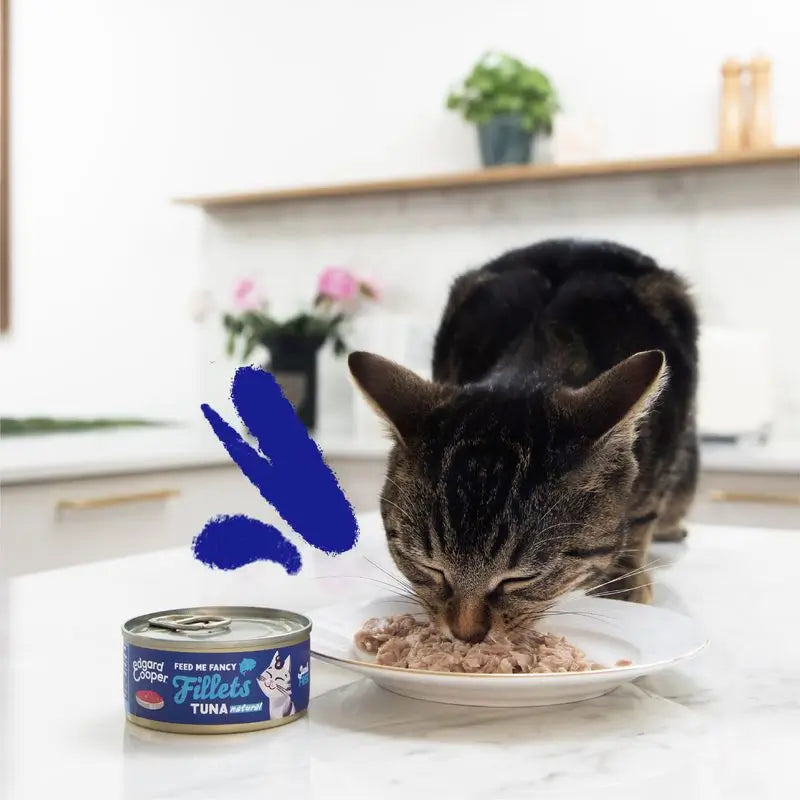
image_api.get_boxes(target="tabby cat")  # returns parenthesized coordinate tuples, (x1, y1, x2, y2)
(348, 239, 698, 643)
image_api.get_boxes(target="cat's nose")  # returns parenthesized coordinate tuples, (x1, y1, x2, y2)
(445, 597, 491, 643)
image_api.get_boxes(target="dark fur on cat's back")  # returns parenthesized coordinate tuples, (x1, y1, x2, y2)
(433, 238, 699, 542)
(349, 239, 698, 643)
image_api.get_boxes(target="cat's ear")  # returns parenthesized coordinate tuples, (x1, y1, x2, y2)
(348, 351, 449, 445)
(554, 350, 667, 443)
(283, 654, 291, 672)
(268, 652, 279, 668)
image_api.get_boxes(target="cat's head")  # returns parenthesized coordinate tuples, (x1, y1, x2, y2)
(257, 652, 292, 695)
(349, 349, 665, 643)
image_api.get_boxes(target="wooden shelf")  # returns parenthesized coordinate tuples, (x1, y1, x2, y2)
(174, 147, 800, 209)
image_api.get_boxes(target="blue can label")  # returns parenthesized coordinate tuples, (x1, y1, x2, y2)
(124, 640, 310, 727)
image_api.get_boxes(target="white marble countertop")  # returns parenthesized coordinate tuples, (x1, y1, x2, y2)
(2, 512, 797, 799)
(1, 425, 799, 485)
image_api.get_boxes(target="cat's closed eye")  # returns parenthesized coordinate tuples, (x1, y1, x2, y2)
(416, 563, 454, 598)
(490, 575, 539, 595)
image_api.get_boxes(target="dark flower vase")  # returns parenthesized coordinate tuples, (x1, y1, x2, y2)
(265, 334, 325, 430)
(477, 113, 534, 166)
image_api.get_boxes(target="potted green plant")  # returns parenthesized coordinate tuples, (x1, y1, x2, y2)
(446, 52, 559, 167)
(223, 268, 378, 429)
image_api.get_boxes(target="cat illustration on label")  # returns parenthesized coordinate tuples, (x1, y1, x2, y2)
(257, 652, 295, 719)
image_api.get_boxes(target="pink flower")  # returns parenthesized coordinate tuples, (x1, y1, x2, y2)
(233, 278, 263, 311)
(317, 267, 359, 302)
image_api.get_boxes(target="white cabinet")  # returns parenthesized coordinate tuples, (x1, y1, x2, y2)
(2, 466, 250, 575)
(689, 470, 800, 530)
(1, 455, 389, 577)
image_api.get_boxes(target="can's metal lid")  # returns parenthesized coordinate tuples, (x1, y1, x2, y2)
(122, 606, 311, 651)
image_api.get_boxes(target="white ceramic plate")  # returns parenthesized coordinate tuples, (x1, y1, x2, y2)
(310, 595, 708, 707)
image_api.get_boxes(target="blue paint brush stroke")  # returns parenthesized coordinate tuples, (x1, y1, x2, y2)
(192, 514, 302, 573)
(193, 366, 359, 574)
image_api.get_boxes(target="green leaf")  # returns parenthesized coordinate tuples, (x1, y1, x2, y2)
(445, 51, 558, 134)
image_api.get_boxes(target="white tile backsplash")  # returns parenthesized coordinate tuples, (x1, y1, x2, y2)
(202, 162, 800, 438)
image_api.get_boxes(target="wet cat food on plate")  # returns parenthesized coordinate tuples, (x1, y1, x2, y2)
(122, 606, 311, 734)
(354, 614, 605, 674)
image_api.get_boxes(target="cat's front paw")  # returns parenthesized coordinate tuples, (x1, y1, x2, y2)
(616, 570, 653, 604)
(626, 581, 653, 604)
(653, 527, 688, 543)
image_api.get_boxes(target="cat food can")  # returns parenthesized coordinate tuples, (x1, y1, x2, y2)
(122, 606, 311, 734)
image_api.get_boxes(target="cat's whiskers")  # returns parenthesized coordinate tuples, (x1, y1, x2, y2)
(380, 476, 427, 526)
(502, 557, 649, 636)
(383, 475, 412, 498)
(592, 580, 658, 599)
(542, 610, 613, 622)
(311, 574, 403, 592)
(358, 554, 438, 617)
(362, 558, 434, 614)
(505, 612, 548, 636)
(310, 574, 425, 609)
(362, 555, 413, 592)
(583, 561, 658, 595)
(379, 496, 417, 526)
(328, 565, 435, 616)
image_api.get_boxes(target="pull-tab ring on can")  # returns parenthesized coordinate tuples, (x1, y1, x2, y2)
(148, 614, 232, 633)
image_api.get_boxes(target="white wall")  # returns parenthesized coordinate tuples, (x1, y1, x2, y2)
(2, 1, 799, 433)
(1, 0, 203, 419)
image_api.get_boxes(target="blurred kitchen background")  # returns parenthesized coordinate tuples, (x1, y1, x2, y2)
(1, 0, 798, 576)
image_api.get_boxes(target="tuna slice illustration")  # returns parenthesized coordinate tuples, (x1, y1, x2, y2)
(135, 690, 165, 710)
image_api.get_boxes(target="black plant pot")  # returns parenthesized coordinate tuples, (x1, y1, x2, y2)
(265, 334, 325, 430)
(477, 113, 535, 166)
